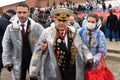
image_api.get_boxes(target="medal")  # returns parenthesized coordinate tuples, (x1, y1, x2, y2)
(92, 40, 97, 45)
(91, 39, 97, 47)
(56, 50, 60, 55)
(31, 37, 37, 43)
(63, 52, 65, 55)
(58, 62, 61, 66)
(60, 55, 64, 59)
(27, 27, 31, 33)
(57, 38, 62, 43)
(58, 47, 60, 49)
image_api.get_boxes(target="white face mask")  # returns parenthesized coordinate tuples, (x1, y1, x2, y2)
(86, 22, 96, 30)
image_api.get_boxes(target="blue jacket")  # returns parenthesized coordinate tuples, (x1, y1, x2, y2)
(79, 26, 107, 63)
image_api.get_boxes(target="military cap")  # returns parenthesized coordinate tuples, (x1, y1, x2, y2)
(50, 8, 73, 20)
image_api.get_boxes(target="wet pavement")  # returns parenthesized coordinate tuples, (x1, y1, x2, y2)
(1, 55, 119, 80)
(106, 38, 120, 53)
(106, 55, 120, 80)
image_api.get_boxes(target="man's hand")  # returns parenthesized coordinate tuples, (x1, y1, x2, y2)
(86, 59, 93, 69)
(30, 76, 37, 80)
(7, 64, 13, 72)
(40, 40, 48, 51)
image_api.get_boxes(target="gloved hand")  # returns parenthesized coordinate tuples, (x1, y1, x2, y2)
(86, 59, 93, 69)
(7, 64, 13, 72)
(30, 76, 37, 80)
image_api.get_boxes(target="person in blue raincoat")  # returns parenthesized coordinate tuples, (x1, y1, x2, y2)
(79, 13, 107, 66)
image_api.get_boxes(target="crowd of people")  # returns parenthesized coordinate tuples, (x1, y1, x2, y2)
(0, 1, 119, 80)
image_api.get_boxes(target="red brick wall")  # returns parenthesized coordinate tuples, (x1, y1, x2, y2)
(2, 0, 95, 12)
(26, 0, 38, 7)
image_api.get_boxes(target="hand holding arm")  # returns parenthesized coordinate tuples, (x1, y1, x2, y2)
(40, 40, 48, 51)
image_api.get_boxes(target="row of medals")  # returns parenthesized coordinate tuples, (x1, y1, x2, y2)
(55, 38, 66, 69)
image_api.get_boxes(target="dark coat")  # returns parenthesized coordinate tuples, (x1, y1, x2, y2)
(106, 13, 118, 30)
(0, 13, 11, 72)
(0, 13, 11, 53)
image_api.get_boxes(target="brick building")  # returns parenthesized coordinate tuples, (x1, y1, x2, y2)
(1, 0, 95, 12)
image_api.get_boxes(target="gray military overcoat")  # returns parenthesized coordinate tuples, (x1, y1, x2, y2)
(29, 26, 93, 80)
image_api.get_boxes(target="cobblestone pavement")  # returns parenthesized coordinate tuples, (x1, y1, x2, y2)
(0, 53, 120, 80)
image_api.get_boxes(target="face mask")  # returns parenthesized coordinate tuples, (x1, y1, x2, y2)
(86, 22, 96, 30)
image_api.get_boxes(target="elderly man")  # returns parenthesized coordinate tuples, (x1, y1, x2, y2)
(29, 8, 93, 80)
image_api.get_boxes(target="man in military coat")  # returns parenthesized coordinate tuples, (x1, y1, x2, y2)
(29, 8, 93, 80)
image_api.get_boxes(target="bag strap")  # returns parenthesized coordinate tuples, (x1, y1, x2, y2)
(100, 53, 106, 66)
(95, 53, 106, 69)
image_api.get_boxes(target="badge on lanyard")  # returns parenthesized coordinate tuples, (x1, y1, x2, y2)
(91, 39, 97, 47)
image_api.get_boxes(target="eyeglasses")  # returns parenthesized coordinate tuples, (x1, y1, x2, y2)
(57, 19, 67, 22)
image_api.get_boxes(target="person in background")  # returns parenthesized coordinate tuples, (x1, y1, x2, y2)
(72, 11, 83, 27)
(29, 8, 93, 80)
(106, 9, 118, 42)
(2, 3, 44, 80)
(0, 9, 16, 76)
(69, 16, 81, 29)
(79, 13, 107, 68)
(117, 17, 120, 41)
(102, 2, 106, 12)
(99, 16, 106, 34)
(108, 4, 112, 11)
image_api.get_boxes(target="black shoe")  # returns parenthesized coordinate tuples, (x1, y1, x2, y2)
(110, 40, 112, 42)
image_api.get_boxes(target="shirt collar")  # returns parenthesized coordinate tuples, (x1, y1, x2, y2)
(18, 20, 28, 26)
(59, 30, 66, 34)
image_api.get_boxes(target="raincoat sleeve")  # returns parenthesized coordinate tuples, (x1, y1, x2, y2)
(2, 25, 13, 67)
(94, 31, 107, 63)
(29, 29, 48, 77)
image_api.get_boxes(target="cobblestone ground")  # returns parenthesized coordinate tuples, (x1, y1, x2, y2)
(0, 55, 120, 80)
(106, 56, 120, 80)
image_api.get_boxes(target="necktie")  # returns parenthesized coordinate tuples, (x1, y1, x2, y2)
(21, 24, 25, 37)
(61, 31, 64, 36)
(61, 31, 66, 39)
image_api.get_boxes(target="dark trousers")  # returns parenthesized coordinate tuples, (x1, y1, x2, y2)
(21, 61, 29, 80)
(118, 27, 120, 40)
(0, 53, 3, 74)
(109, 29, 117, 41)
(61, 67, 76, 80)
